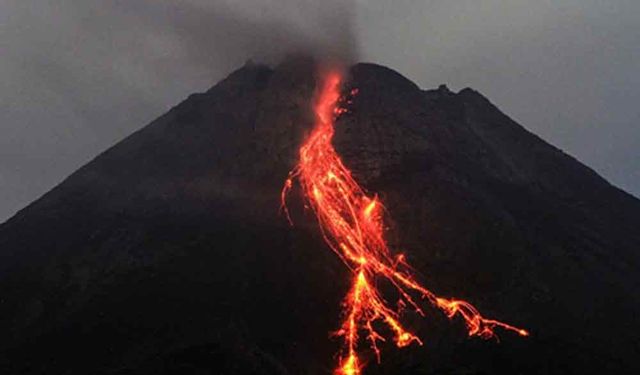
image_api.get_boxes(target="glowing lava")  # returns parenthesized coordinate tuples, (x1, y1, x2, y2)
(282, 70, 528, 375)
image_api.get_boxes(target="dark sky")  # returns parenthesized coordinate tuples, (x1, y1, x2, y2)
(1, 0, 639, 222)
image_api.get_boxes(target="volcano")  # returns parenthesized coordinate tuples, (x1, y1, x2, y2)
(1, 59, 639, 375)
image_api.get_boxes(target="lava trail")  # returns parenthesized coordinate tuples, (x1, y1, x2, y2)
(282, 70, 528, 375)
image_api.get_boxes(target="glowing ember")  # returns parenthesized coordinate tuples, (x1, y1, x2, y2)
(282, 70, 528, 375)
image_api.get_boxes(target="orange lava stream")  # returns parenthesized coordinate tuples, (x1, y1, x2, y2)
(282, 71, 528, 375)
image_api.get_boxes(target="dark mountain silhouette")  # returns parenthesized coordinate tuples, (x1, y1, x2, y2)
(1, 59, 639, 374)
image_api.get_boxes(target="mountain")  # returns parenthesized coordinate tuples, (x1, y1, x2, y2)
(1, 59, 639, 374)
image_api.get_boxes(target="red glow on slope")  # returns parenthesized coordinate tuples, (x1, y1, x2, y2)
(282, 70, 528, 375)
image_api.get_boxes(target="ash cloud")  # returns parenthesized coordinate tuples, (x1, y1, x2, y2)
(110, 0, 358, 68)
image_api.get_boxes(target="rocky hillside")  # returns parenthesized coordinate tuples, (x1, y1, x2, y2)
(1, 59, 639, 374)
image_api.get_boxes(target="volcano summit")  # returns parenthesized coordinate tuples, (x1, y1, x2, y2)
(1, 60, 639, 374)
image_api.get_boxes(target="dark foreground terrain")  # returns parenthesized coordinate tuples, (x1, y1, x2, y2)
(1, 59, 639, 374)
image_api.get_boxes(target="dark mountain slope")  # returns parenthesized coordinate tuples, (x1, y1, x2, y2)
(1, 60, 639, 374)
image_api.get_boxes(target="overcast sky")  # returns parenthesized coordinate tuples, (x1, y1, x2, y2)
(1, 0, 639, 222)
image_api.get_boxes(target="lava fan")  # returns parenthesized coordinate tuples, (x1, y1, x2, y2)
(281, 69, 528, 375)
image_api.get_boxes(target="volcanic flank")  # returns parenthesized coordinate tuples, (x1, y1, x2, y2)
(1, 59, 639, 375)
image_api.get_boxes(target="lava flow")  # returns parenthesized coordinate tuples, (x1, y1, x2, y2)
(281, 70, 528, 375)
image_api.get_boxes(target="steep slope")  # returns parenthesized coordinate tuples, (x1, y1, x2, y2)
(1, 60, 639, 374)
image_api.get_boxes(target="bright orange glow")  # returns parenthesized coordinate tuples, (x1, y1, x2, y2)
(282, 70, 528, 374)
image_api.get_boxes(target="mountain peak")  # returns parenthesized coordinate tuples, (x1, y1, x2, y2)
(1, 61, 639, 374)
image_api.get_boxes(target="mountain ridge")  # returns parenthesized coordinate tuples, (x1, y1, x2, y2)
(1, 59, 639, 374)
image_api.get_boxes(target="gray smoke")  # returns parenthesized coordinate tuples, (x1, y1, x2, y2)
(106, 0, 358, 67)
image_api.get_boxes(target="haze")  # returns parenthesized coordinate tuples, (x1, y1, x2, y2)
(1, 0, 638, 222)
